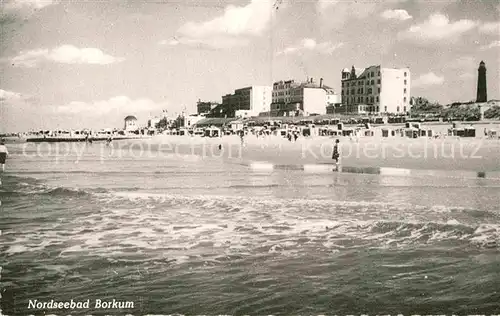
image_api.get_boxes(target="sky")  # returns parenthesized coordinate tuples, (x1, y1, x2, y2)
(0, 0, 499, 132)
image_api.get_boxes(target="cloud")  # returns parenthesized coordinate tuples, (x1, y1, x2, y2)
(459, 73, 474, 80)
(448, 56, 476, 70)
(159, 39, 181, 46)
(0, 89, 22, 101)
(380, 9, 412, 21)
(53, 96, 167, 116)
(413, 72, 445, 87)
(480, 40, 500, 50)
(160, 36, 250, 50)
(316, 0, 380, 28)
(2, 0, 56, 10)
(276, 38, 344, 56)
(11, 45, 124, 67)
(479, 22, 500, 34)
(398, 13, 477, 43)
(1, 0, 57, 26)
(174, 0, 273, 48)
(317, 0, 336, 11)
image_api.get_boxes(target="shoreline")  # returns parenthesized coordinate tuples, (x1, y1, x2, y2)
(110, 135, 500, 172)
(151, 135, 500, 171)
(9, 134, 500, 172)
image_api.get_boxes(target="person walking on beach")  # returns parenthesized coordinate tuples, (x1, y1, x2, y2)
(332, 139, 340, 170)
(0, 140, 9, 173)
(240, 131, 245, 147)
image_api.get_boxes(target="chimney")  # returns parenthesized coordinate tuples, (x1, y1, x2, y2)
(320, 78, 323, 88)
(310, 77, 314, 83)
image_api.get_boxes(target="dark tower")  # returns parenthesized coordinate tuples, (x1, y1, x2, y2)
(476, 61, 487, 103)
(350, 65, 356, 79)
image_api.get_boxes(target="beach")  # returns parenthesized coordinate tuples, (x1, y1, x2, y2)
(124, 134, 500, 172)
(1, 139, 500, 315)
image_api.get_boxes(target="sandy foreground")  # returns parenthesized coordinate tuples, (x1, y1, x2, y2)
(117, 135, 500, 172)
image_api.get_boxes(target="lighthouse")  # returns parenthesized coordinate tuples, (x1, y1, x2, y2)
(476, 61, 487, 103)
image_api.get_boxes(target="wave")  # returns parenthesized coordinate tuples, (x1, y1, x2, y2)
(0, 175, 138, 199)
(105, 190, 499, 213)
(2, 173, 499, 215)
(44, 187, 94, 197)
(4, 212, 499, 260)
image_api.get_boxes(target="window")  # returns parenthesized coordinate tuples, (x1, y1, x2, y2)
(378, 71, 380, 76)
(371, 80, 374, 85)
(384, 106, 387, 112)
(342, 90, 344, 95)
(342, 82, 344, 87)
(376, 106, 379, 112)
(346, 90, 349, 95)
(371, 96, 374, 103)
(397, 106, 400, 112)
(404, 80, 407, 85)
(351, 89, 355, 95)
(404, 72, 407, 77)
(378, 88, 381, 93)
(404, 106, 406, 112)
(404, 88, 407, 94)
(376, 96, 379, 102)
(360, 88, 364, 94)
(404, 97, 407, 103)
(377, 79, 381, 84)
(367, 81, 370, 85)
(368, 88, 372, 94)
(371, 72, 374, 77)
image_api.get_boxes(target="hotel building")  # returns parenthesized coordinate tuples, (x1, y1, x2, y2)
(220, 86, 272, 118)
(339, 65, 411, 114)
(196, 100, 219, 116)
(270, 78, 340, 117)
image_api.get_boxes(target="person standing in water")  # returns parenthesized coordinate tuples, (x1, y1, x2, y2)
(240, 131, 245, 147)
(0, 140, 9, 173)
(332, 139, 340, 170)
(106, 135, 113, 146)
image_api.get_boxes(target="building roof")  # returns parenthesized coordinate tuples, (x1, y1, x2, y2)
(193, 117, 238, 127)
(124, 115, 137, 121)
(273, 79, 296, 85)
(295, 82, 334, 91)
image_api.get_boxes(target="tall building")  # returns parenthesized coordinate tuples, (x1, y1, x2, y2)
(218, 85, 272, 117)
(339, 65, 410, 114)
(270, 78, 340, 117)
(148, 116, 161, 128)
(476, 61, 487, 103)
(196, 100, 219, 116)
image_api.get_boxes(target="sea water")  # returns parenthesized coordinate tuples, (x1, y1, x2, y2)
(1, 141, 500, 315)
